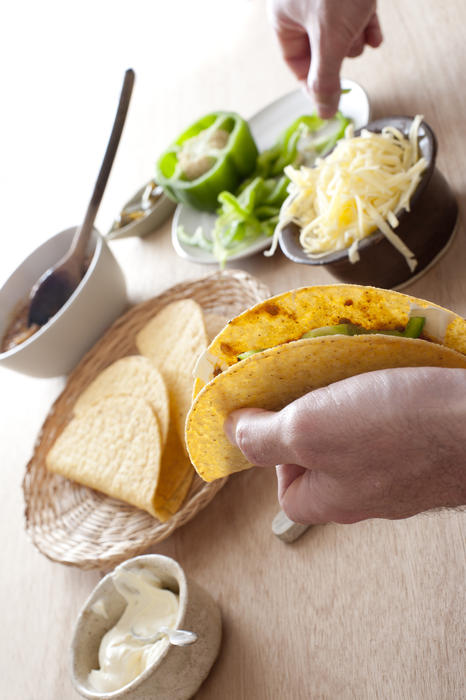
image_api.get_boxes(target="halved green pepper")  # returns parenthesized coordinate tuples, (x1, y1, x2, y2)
(155, 112, 258, 212)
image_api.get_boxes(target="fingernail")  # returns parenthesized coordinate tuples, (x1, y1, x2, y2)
(223, 414, 238, 446)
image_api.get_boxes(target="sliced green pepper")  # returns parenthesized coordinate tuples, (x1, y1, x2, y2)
(301, 317, 426, 339)
(255, 111, 351, 178)
(236, 317, 427, 361)
(301, 323, 355, 338)
(156, 112, 258, 212)
(401, 316, 426, 337)
(237, 349, 264, 361)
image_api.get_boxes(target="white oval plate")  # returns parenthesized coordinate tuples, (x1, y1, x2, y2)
(172, 78, 371, 264)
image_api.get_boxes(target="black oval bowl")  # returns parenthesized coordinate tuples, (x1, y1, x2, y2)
(278, 116, 458, 289)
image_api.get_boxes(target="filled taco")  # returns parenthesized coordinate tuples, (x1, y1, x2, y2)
(185, 284, 466, 482)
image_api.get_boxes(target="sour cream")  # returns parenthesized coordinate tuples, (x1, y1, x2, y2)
(88, 566, 179, 693)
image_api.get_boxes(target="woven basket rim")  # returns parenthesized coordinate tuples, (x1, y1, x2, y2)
(22, 269, 271, 570)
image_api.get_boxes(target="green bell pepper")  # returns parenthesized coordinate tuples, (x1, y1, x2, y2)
(255, 111, 351, 178)
(235, 317, 427, 361)
(155, 111, 258, 212)
(300, 317, 426, 339)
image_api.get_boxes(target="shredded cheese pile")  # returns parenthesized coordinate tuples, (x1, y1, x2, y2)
(270, 115, 427, 271)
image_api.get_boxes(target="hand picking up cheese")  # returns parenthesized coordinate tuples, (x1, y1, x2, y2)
(274, 115, 427, 271)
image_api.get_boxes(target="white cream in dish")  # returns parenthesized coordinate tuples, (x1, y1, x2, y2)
(88, 566, 179, 693)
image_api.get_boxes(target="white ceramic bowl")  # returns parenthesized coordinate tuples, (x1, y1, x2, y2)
(0, 226, 127, 377)
(71, 554, 222, 700)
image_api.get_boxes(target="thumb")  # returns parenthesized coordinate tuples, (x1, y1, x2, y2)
(224, 407, 290, 468)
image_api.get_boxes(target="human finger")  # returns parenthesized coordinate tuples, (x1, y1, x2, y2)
(277, 465, 365, 525)
(364, 12, 383, 47)
(224, 407, 305, 468)
(223, 382, 351, 474)
(276, 463, 307, 501)
(347, 33, 366, 58)
(307, 32, 344, 118)
(273, 22, 311, 82)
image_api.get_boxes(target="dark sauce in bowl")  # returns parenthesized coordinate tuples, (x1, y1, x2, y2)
(1, 301, 40, 352)
(1, 254, 92, 353)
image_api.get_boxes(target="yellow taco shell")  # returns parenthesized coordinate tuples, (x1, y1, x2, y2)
(193, 284, 466, 394)
(187, 285, 466, 482)
(47, 395, 163, 516)
(136, 299, 209, 450)
(74, 355, 170, 446)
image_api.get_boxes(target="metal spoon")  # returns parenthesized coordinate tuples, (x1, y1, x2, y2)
(27, 68, 135, 327)
(130, 625, 198, 647)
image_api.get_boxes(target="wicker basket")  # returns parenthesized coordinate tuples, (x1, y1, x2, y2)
(23, 269, 270, 570)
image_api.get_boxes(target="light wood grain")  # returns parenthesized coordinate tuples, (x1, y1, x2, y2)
(1, 1, 465, 698)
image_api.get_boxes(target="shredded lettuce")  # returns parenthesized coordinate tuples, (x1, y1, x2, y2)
(212, 177, 284, 265)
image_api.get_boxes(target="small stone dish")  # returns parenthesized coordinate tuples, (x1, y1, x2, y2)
(279, 116, 458, 289)
(107, 181, 176, 240)
(70, 554, 222, 700)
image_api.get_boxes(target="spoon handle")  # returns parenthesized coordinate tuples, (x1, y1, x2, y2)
(272, 509, 311, 543)
(70, 68, 135, 261)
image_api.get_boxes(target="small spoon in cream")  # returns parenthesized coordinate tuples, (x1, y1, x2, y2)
(131, 625, 198, 647)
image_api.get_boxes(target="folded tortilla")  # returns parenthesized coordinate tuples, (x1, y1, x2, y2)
(186, 284, 466, 482)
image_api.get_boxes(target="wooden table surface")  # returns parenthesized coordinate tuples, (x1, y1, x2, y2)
(1, 1, 465, 698)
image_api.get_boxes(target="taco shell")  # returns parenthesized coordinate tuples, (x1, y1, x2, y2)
(74, 355, 170, 446)
(186, 285, 466, 482)
(47, 395, 163, 516)
(136, 299, 209, 449)
(193, 284, 466, 393)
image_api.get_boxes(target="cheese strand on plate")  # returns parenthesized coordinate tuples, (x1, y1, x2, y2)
(269, 115, 427, 270)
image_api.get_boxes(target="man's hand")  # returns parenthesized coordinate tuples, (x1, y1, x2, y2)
(224, 367, 466, 524)
(267, 0, 383, 117)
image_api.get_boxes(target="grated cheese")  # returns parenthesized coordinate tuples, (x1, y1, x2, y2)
(269, 116, 427, 270)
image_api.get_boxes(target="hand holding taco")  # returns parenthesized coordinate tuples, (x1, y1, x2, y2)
(186, 284, 466, 487)
(224, 366, 466, 524)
